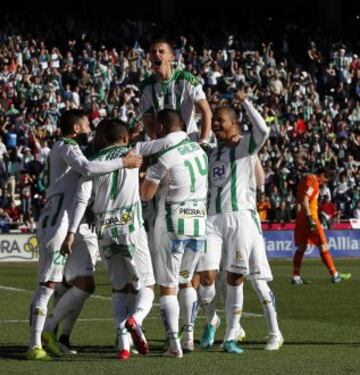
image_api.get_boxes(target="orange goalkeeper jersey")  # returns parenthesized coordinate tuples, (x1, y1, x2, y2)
(296, 174, 319, 220)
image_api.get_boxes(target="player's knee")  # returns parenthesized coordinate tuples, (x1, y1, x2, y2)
(179, 281, 193, 289)
(227, 272, 244, 286)
(251, 279, 271, 302)
(199, 271, 217, 287)
(199, 283, 216, 305)
(41, 281, 56, 289)
(296, 245, 307, 253)
(86, 281, 95, 294)
(191, 273, 200, 289)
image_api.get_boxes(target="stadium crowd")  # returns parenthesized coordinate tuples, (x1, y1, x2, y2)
(0, 17, 359, 232)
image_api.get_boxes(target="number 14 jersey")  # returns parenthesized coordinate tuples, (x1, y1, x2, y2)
(146, 131, 208, 237)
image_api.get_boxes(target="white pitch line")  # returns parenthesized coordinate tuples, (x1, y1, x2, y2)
(0, 316, 203, 324)
(91, 294, 160, 307)
(90, 295, 111, 301)
(0, 311, 262, 324)
(0, 284, 263, 317)
(0, 285, 28, 292)
(0, 312, 262, 324)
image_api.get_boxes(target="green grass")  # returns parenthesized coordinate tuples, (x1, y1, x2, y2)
(0, 260, 359, 375)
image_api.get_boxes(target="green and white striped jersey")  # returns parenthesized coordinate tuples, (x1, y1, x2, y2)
(41, 137, 123, 227)
(69, 145, 142, 236)
(207, 100, 269, 216)
(139, 69, 206, 135)
(146, 132, 208, 237)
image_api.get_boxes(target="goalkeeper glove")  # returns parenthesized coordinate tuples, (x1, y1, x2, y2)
(307, 215, 316, 232)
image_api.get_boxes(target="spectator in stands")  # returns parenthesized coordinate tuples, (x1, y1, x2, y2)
(19, 172, 34, 215)
(0, 17, 358, 229)
(0, 208, 10, 233)
(0, 188, 11, 209)
(319, 195, 339, 229)
(4, 147, 22, 198)
(274, 201, 293, 224)
(0, 136, 7, 160)
(5, 200, 21, 228)
(269, 185, 282, 221)
(257, 193, 271, 222)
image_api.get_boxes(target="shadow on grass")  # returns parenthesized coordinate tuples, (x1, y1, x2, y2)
(1, 340, 359, 361)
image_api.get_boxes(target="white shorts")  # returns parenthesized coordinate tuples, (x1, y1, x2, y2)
(98, 226, 155, 290)
(153, 220, 205, 287)
(204, 211, 272, 281)
(197, 216, 222, 272)
(37, 195, 68, 283)
(64, 224, 99, 282)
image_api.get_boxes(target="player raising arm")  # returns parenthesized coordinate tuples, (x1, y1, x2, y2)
(27, 110, 141, 361)
(137, 39, 211, 142)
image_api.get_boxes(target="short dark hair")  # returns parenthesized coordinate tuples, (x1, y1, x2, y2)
(214, 106, 237, 122)
(96, 119, 111, 135)
(156, 109, 184, 133)
(59, 109, 86, 135)
(104, 119, 129, 144)
(150, 39, 174, 55)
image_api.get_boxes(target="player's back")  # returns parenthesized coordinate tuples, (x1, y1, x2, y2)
(90, 145, 142, 233)
(296, 174, 319, 220)
(154, 139, 208, 236)
(43, 139, 83, 218)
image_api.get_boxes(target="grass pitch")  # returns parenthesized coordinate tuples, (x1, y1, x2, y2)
(0, 259, 359, 375)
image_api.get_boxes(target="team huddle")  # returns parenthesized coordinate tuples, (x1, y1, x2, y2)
(26, 40, 350, 362)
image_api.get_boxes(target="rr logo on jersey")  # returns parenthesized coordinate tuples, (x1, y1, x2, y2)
(211, 161, 228, 187)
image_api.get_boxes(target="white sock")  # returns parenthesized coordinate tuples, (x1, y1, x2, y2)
(45, 287, 90, 332)
(126, 293, 136, 317)
(224, 283, 243, 342)
(133, 287, 154, 325)
(199, 284, 218, 325)
(61, 309, 82, 337)
(178, 287, 197, 340)
(29, 286, 54, 348)
(112, 292, 129, 351)
(251, 280, 281, 336)
(54, 284, 82, 337)
(217, 270, 227, 313)
(160, 295, 180, 348)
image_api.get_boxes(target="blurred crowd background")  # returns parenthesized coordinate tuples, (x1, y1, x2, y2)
(0, 8, 359, 233)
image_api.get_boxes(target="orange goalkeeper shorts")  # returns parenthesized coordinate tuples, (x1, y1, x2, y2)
(294, 219, 327, 247)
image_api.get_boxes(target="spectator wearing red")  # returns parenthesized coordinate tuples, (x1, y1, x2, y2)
(6, 200, 21, 226)
(319, 195, 338, 229)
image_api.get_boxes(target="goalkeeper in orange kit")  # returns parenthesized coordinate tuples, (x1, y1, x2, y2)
(292, 154, 351, 284)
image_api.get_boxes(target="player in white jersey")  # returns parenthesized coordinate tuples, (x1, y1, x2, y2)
(138, 39, 212, 142)
(136, 40, 212, 299)
(215, 157, 283, 351)
(141, 109, 208, 358)
(61, 120, 155, 361)
(196, 91, 282, 353)
(46, 120, 110, 355)
(27, 110, 142, 361)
